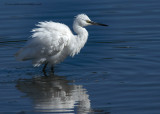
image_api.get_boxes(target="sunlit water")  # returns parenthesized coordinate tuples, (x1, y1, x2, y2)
(0, 0, 160, 113)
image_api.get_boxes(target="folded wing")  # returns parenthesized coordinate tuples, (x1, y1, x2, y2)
(15, 21, 73, 66)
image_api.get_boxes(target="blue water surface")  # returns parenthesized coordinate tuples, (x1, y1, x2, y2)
(0, 0, 160, 113)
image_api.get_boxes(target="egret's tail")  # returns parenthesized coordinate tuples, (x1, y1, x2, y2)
(15, 48, 24, 61)
(15, 48, 33, 61)
(15, 47, 47, 67)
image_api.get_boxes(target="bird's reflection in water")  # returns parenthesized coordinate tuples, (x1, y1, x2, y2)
(16, 73, 91, 113)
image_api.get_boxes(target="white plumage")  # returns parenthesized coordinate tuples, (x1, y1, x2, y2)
(15, 14, 107, 73)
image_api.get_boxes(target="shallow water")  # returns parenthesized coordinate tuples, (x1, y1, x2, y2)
(1, 0, 160, 113)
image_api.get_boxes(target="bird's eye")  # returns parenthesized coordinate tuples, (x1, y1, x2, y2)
(86, 20, 89, 23)
(86, 20, 91, 24)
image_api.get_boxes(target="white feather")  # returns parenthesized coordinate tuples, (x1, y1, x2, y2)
(15, 14, 101, 67)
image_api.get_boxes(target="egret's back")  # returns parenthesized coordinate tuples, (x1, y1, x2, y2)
(15, 21, 73, 66)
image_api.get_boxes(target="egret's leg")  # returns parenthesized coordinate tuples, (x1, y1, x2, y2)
(43, 71, 47, 77)
(43, 63, 48, 73)
(51, 65, 54, 73)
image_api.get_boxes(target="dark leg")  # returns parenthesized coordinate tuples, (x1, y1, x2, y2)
(43, 63, 48, 73)
(51, 65, 54, 74)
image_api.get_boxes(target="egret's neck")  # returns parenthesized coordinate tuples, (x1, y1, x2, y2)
(73, 22, 88, 36)
(69, 22, 88, 56)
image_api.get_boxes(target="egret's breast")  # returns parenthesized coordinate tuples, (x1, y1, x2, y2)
(48, 47, 69, 65)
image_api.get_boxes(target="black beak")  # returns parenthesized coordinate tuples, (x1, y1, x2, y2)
(87, 20, 108, 26)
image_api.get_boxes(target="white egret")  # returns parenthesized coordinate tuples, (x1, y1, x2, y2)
(15, 14, 108, 73)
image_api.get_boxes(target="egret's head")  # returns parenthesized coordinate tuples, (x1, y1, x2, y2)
(74, 14, 108, 27)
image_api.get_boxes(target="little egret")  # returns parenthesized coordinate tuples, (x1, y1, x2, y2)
(15, 14, 108, 73)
